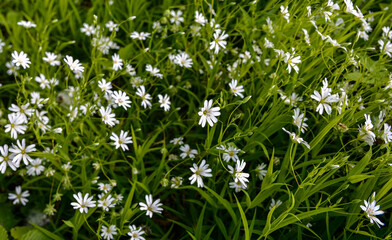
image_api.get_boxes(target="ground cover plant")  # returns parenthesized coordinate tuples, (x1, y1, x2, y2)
(0, 0, 392, 239)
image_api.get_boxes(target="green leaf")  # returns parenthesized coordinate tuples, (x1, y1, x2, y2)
(377, 177, 392, 200)
(347, 149, 372, 178)
(0, 224, 8, 240)
(11, 227, 33, 239)
(195, 203, 207, 239)
(30, 223, 63, 240)
(348, 174, 375, 184)
(62, 220, 74, 229)
(20, 229, 50, 240)
(235, 195, 249, 240)
(214, 215, 228, 239)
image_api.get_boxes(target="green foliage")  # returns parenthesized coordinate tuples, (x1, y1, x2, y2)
(0, 0, 392, 239)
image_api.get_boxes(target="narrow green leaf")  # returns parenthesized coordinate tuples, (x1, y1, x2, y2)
(30, 223, 63, 240)
(235, 195, 249, 240)
(195, 203, 207, 239)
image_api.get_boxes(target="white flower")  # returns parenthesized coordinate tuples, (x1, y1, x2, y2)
(6, 61, 19, 76)
(5, 113, 27, 139)
(0, 145, 17, 174)
(280, 5, 290, 22)
(111, 90, 132, 110)
(195, 11, 207, 25)
(279, 92, 302, 106)
(171, 176, 183, 188)
(98, 79, 112, 94)
(80, 23, 96, 36)
(126, 64, 136, 76)
(136, 86, 152, 109)
(382, 123, 392, 144)
(130, 32, 150, 40)
(64, 55, 84, 73)
(282, 128, 310, 149)
(62, 162, 72, 171)
(170, 10, 184, 25)
(302, 29, 311, 45)
(8, 103, 34, 123)
(128, 225, 145, 240)
(221, 145, 240, 162)
(180, 144, 198, 159)
(9, 139, 36, 166)
(174, 52, 193, 68)
(228, 160, 249, 188)
(269, 198, 282, 210)
(105, 21, 118, 32)
(255, 163, 267, 180)
(210, 30, 229, 54)
(26, 158, 45, 176)
(358, 114, 376, 146)
(17, 20, 36, 28)
(292, 108, 308, 133)
(198, 99, 221, 128)
(358, 30, 369, 41)
(112, 53, 123, 71)
(35, 74, 50, 89)
(139, 194, 163, 218)
(310, 79, 339, 115)
(110, 130, 133, 151)
(229, 180, 247, 192)
(284, 51, 301, 74)
(71, 192, 96, 214)
(97, 182, 113, 193)
(43, 52, 60, 66)
(146, 64, 163, 78)
(229, 80, 245, 98)
(170, 137, 184, 145)
(11, 51, 31, 69)
(98, 194, 115, 211)
(99, 106, 118, 127)
(158, 94, 171, 111)
(379, 39, 392, 57)
(101, 225, 117, 240)
(8, 186, 29, 205)
(189, 159, 212, 188)
(360, 192, 384, 228)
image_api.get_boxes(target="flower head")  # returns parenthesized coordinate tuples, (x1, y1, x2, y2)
(70, 192, 96, 214)
(12, 51, 31, 69)
(8, 186, 29, 205)
(128, 225, 145, 240)
(0, 144, 17, 174)
(9, 139, 36, 166)
(111, 90, 132, 110)
(189, 159, 212, 188)
(158, 94, 171, 111)
(136, 86, 152, 109)
(5, 113, 27, 139)
(139, 194, 163, 218)
(110, 130, 133, 151)
(64, 55, 84, 73)
(210, 30, 229, 54)
(101, 225, 117, 240)
(198, 99, 220, 128)
(360, 192, 384, 228)
(229, 80, 245, 98)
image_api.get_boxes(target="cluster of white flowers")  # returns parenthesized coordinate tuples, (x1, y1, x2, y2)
(3, 1, 392, 238)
